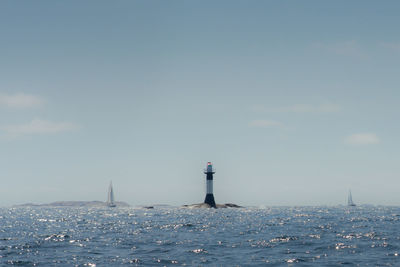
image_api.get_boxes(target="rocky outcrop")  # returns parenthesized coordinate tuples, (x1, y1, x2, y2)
(182, 203, 243, 209)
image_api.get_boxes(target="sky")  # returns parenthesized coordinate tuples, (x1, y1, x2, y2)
(1, 1, 400, 206)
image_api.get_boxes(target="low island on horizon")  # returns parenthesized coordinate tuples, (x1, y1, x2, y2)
(15, 201, 130, 208)
(13, 201, 243, 209)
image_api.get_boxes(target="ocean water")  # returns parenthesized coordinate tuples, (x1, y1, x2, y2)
(1, 206, 400, 266)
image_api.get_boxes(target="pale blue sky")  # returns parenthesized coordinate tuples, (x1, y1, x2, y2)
(1, 1, 400, 206)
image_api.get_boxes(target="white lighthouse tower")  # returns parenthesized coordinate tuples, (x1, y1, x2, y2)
(204, 162, 216, 208)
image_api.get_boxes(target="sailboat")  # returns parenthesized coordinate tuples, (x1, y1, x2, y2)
(107, 181, 116, 207)
(347, 190, 356, 207)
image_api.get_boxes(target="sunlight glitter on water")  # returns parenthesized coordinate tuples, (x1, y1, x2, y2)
(1, 206, 400, 265)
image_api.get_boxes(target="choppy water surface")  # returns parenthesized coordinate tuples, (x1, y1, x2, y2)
(1, 206, 400, 266)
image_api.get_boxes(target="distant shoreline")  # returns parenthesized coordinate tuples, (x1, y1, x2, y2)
(14, 201, 130, 208)
(13, 201, 245, 209)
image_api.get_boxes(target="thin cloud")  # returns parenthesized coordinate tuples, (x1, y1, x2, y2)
(249, 119, 283, 128)
(252, 104, 341, 113)
(380, 42, 400, 53)
(345, 133, 380, 145)
(0, 93, 45, 108)
(2, 119, 79, 136)
(313, 40, 366, 59)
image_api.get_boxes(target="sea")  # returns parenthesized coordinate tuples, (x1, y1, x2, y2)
(1, 206, 400, 266)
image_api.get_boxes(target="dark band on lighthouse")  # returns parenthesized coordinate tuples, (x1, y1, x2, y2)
(204, 162, 216, 208)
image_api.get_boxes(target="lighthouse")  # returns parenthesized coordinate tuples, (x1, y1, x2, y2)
(204, 162, 216, 208)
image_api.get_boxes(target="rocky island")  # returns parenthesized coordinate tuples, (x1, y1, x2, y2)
(182, 203, 243, 209)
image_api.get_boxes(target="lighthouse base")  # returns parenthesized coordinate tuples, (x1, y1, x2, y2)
(204, 194, 216, 208)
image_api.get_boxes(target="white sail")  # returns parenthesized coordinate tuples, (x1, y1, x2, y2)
(347, 190, 356, 206)
(107, 181, 116, 207)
